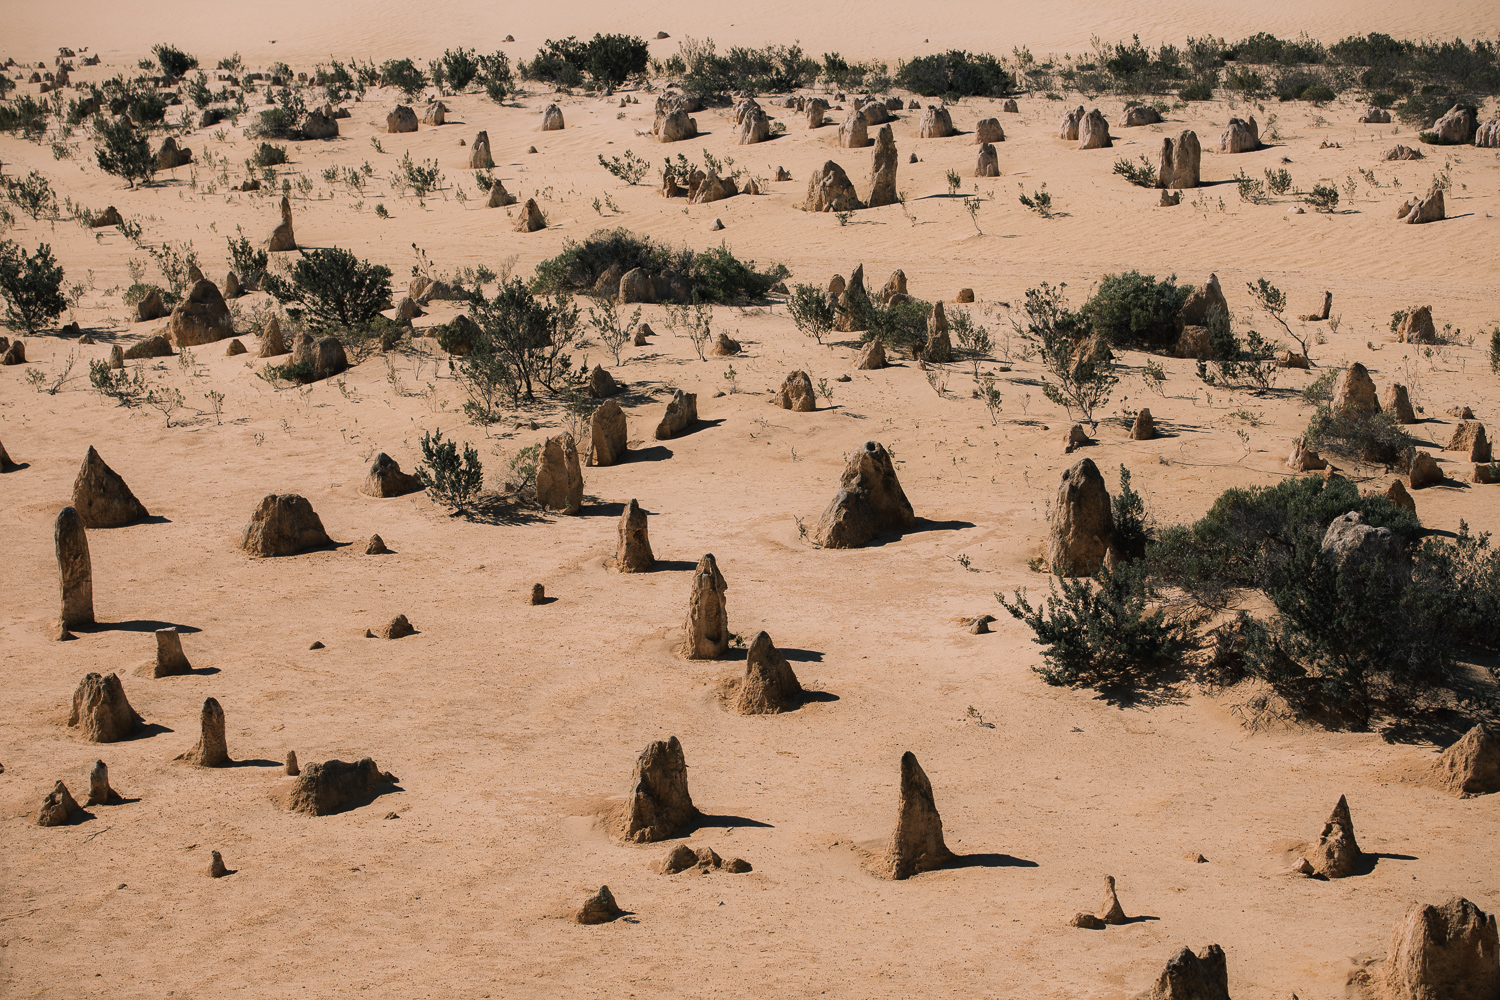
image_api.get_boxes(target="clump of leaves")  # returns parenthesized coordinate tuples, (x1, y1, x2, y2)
(415, 429, 485, 510)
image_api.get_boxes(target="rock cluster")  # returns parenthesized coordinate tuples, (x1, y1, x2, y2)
(286, 758, 399, 815)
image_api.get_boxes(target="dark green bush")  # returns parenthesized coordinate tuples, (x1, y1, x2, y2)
(261, 361, 316, 386)
(478, 50, 513, 102)
(380, 58, 427, 100)
(1179, 78, 1215, 100)
(464, 278, 584, 404)
(250, 142, 288, 167)
(532, 228, 784, 304)
(0, 240, 67, 334)
(998, 559, 1185, 697)
(152, 44, 198, 81)
(821, 52, 888, 91)
(1303, 403, 1414, 467)
(262, 247, 392, 331)
(93, 115, 155, 187)
(857, 298, 932, 357)
(439, 47, 480, 91)
(415, 430, 485, 510)
(126, 91, 167, 124)
(675, 38, 818, 97)
(1228, 32, 1326, 66)
(0, 96, 50, 140)
(1080, 271, 1189, 351)
(896, 50, 1013, 97)
(249, 88, 306, 139)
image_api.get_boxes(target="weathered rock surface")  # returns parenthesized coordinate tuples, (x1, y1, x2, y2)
(1078, 108, 1112, 148)
(1048, 458, 1114, 576)
(615, 499, 654, 572)
(1333, 363, 1382, 417)
(37, 782, 82, 827)
(1219, 116, 1260, 153)
(804, 160, 861, 212)
(154, 627, 191, 677)
(974, 118, 1004, 143)
(867, 125, 898, 206)
(1399, 184, 1446, 224)
(267, 195, 295, 252)
(68, 672, 140, 743)
(1140, 945, 1231, 1000)
(576, 886, 624, 925)
(1308, 794, 1362, 878)
(1384, 384, 1418, 424)
(1376, 896, 1498, 1000)
(1120, 105, 1163, 126)
(165, 279, 234, 347)
(535, 433, 583, 514)
(514, 198, 546, 232)
(239, 494, 333, 557)
(882, 752, 953, 879)
(176, 697, 229, 767)
(86, 760, 121, 806)
(975, 142, 1000, 176)
(655, 390, 698, 439)
(1431, 104, 1478, 144)
(589, 399, 628, 466)
(72, 446, 148, 527)
(1158, 131, 1201, 188)
(684, 554, 729, 659)
(917, 105, 954, 138)
(812, 441, 914, 549)
(385, 105, 418, 133)
(1433, 725, 1500, 797)
(838, 108, 869, 147)
(55, 506, 94, 630)
(731, 631, 802, 715)
(776, 371, 817, 411)
(285, 758, 399, 815)
(361, 453, 422, 497)
(619, 736, 698, 843)
(1321, 512, 1403, 574)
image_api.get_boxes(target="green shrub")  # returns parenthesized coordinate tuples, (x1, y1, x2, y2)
(1178, 78, 1214, 100)
(227, 235, 268, 286)
(859, 298, 932, 357)
(0, 95, 51, 139)
(123, 282, 172, 307)
(1195, 304, 1277, 390)
(439, 47, 480, 91)
(0, 240, 67, 334)
(152, 44, 198, 81)
(821, 52, 889, 91)
(1228, 32, 1326, 66)
(414, 430, 485, 509)
(478, 50, 513, 102)
(379, 58, 427, 100)
(93, 116, 155, 187)
(998, 560, 1185, 697)
(262, 247, 392, 331)
(532, 228, 783, 304)
(788, 283, 835, 345)
(259, 361, 316, 386)
(126, 91, 167, 124)
(674, 38, 818, 97)
(250, 142, 288, 167)
(1489, 326, 1500, 375)
(464, 278, 584, 404)
(1080, 271, 1189, 351)
(896, 50, 1013, 97)
(1303, 184, 1339, 212)
(1303, 403, 1414, 467)
(1112, 465, 1151, 562)
(1112, 155, 1157, 187)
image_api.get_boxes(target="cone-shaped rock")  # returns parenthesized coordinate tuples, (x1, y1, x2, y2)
(616, 499, 654, 572)
(576, 885, 624, 924)
(1332, 363, 1381, 417)
(1434, 724, 1500, 797)
(177, 697, 229, 767)
(515, 198, 545, 232)
(1099, 875, 1127, 924)
(535, 432, 583, 514)
(285, 758, 398, 815)
(72, 447, 148, 528)
(267, 195, 295, 252)
(377, 614, 414, 639)
(207, 850, 229, 877)
(1309, 794, 1361, 878)
(1048, 458, 1114, 576)
(812, 441, 915, 549)
(0, 438, 13, 470)
(776, 370, 817, 411)
(684, 554, 729, 659)
(1140, 945, 1230, 1000)
(361, 453, 422, 497)
(37, 781, 82, 827)
(165, 279, 233, 348)
(804, 160, 861, 212)
(882, 752, 953, 879)
(1379, 896, 1498, 1000)
(258, 316, 287, 357)
(1131, 409, 1156, 440)
(469, 130, 494, 169)
(67, 672, 140, 742)
(855, 339, 887, 370)
(867, 125, 897, 207)
(285, 750, 299, 775)
(487, 178, 517, 207)
(731, 631, 802, 715)
(239, 494, 332, 557)
(655, 390, 698, 440)
(365, 534, 390, 555)
(154, 627, 191, 677)
(86, 759, 121, 806)
(588, 399, 627, 466)
(619, 736, 698, 842)
(56, 506, 94, 631)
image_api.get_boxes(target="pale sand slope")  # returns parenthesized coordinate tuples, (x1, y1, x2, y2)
(2, 49, 1500, 1000)
(8, 0, 1500, 66)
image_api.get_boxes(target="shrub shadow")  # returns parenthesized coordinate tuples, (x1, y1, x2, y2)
(459, 495, 551, 526)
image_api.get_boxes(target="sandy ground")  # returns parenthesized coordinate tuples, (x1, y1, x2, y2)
(3, 20, 1500, 1000)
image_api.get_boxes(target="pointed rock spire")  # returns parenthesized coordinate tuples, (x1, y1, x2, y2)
(882, 752, 953, 879)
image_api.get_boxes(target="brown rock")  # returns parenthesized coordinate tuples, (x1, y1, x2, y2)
(1431, 104, 1479, 144)
(1064, 424, 1091, 454)
(421, 100, 447, 126)
(1140, 945, 1231, 1000)
(258, 316, 287, 357)
(154, 627, 191, 677)
(176, 697, 229, 767)
(615, 499, 654, 572)
(712, 333, 741, 356)
(37, 781, 82, 827)
(285, 757, 398, 815)
(855, 339, 887, 370)
(55, 506, 94, 630)
(733, 99, 771, 144)
(86, 759, 121, 806)
(365, 534, 390, 555)
(386, 105, 418, 133)
(804, 160, 861, 212)
(838, 108, 869, 147)
(731, 631, 802, 715)
(165, 279, 234, 347)
(926, 300, 952, 362)
(1410, 451, 1443, 489)
(916, 105, 954, 138)
(1157, 131, 1202, 188)
(487, 179, 517, 207)
(1396, 306, 1437, 344)
(1308, 794, 1361, 878)
(619, 736, 698, 842)
(968, 614, 995, 634)
(1431, 724, 1500, 797)
(1288, 437, 1329, 472)
(655, 390, 698, 439)
(867, 125, 898, 207)
(72, 446, 149, 528)
(1448, 421, 1491, 462)
(529, 583, 546, 605)
(1078, 108, 1112, 149)
(207, 850, 229, 878)
(1359, 106, 1393, 124)
(1384, 384, 1418, 424)
(1099, 875, 1128, 924)
(540, 104, 564, 130)
(1332, 363, 1381, 417)
(361, 453, 422, 497)
(375, 614, 414, 639)
(267, 196, 295, 252)
(776, 370, 817, 411)
(1131, 409, 1156, 440)
(975, 142, 1000, 176)
(0, 437, 13, 470)
(285, 751, 300, 775)
(92, 205, 123, 228)
(135, 288, 169, 322)
(225, 338, 246, 356)
(587, 398, 628, 467)
(974, 117, 1004, 143)
(1002, 99, 1019, 112)
(1048, 458, 1114, 576)
(1219, 116, 1260, 153)
(535, 433, 583, 514)
(1059, 105, 1084, 140)
(812, 441, 915, 549)
(1476, 463, 1500, 485)
(239, 494, 333, 557)
(154, 137, 192, 170)
(108, 344, 124, 369)
(1120, 105, 1163, 127)
(1376, 896, 1498, 1000)
(69, 672, 141, 742)
(1179, 273, 1227, 331)
(684, 554, 729, 659)
(1478, 116, 1500, 148)
(576, 886, 624, 924)
(1450, 406, 1476, 420)
(881, 752, 953, 880)
(1069, 912, 1106, 929)
(1384, 479, 1417, 512)
(302, 110, 338, 139)
(1398, 184, 1446, 224)
(1382, 144, 1424, 161)
(514, 198, 545, 232)
(586, 365, 620, 398)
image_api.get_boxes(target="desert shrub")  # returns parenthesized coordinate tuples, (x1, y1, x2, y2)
(123, 282, 171, 307)
(1396, 92, 1471, 129)
(523, 38, 586, 87)
(857, 298, 932, 357)
(415, 429, 485, 510)
(0, 240, 67, 334)
(5, 170, 58, 221)
(1227, 32, 1326, 66)
(1303, 404, 1414, 467)
(262, 247, 392, 331)
(92, 116, 155, 188)
(1265, 167, 1293, 195)
(0, 95, 50, 140)
(1080, 271, 1189, 351)
(1102, 36, 1189, 92)
(249, 88, 306, 139)
(583, 34, 651, 88)
(152, 44, 198, 82)
(1490, 326, 1500, 375)
(788, 283, 835, 345)
(0, 76, 13, 100)
(1332, 33, 1500, 96)
(1303, 184, 1340, 212)
(597, 149, 650, 185)
(1178, 78, 1215, 101)
(259, 361, 316, 387)
(896, 50, 1013, 97)
(125, 91, 167, 125)
(227, 235, 268, 287)
(438, 47, 480, 92)
(589, 297, 641, 365)
(1195, 304, 1277, 390)
(1225, 68, 1265, 95)
(1017, 282, 1116, 426)
(675, 38, 818, 96)
(250, 142, 288, 167)
(821, 53, 888, 91)
(1272, 67, 1339, 101)
(477, 50, 513, 102)
(1112, 465, 1151, 562)
(89, 359, 147, 404)
(464, 278, 584, 404)
(532, 229, 783, 304)
(379, 58, 427, 100)
(998, 559, 1185, 697)
(1149, 474, 1420, 608)
(1112, 154, 1157, 187)
(456, 348, 515, 424)
(691, 244, 787, 304)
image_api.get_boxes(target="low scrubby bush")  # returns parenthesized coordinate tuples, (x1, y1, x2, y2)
(1080, 271, 1188, 351)
(896, 50, 1013, 97)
